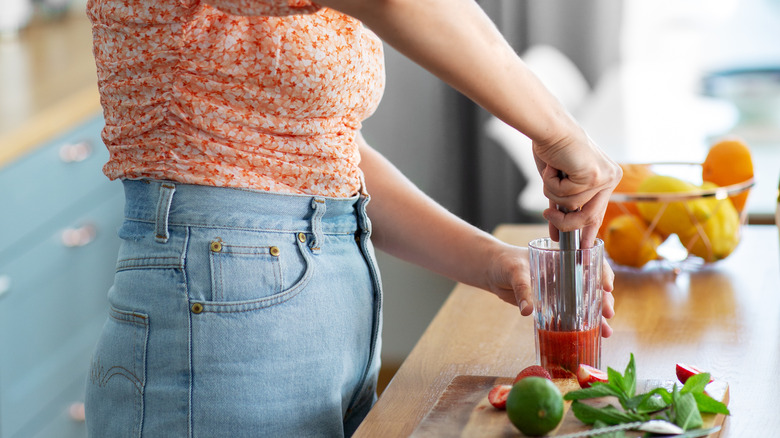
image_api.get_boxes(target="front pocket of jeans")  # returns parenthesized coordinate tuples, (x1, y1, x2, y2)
(207, 235, 312, 308)
(86, 307, 148, 437)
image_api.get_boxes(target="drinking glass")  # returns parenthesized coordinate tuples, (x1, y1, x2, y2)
(529, 237, 604, 378)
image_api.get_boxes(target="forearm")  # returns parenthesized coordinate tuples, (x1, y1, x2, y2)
(358, 136, 509, 290)
(318, 0, 579, 146)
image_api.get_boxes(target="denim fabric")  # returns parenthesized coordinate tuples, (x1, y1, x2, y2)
(85, 180, 383, 437)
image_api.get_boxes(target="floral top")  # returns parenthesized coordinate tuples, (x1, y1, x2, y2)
(87, 0, 385, 197)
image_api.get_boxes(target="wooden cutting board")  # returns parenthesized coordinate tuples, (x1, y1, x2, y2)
(410, 375, 729, 437)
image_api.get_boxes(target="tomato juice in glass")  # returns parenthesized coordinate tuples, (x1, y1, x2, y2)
(536, 327, 601, 378)
(529, 238, 604, 378)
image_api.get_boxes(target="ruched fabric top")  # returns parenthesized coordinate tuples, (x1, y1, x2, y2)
(87, 0, 385, 197)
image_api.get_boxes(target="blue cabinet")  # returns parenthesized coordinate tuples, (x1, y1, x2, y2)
(0, 114, 123, 438)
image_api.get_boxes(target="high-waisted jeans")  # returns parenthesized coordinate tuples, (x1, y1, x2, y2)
(85, 180, 383, 437)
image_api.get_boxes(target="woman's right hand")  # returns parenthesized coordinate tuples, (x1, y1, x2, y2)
(532, 128, 622, 248)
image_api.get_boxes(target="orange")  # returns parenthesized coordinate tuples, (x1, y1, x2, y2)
(702, 138, 754, 212)
(598, 163, 655, 238)
(603, 214, 663, 268)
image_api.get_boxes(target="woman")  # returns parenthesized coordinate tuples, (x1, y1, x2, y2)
(85, 0, 621, 436)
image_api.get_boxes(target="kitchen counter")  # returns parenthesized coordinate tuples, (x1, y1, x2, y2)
(354, 224, 780, 437)
(0, 12, 100, 167)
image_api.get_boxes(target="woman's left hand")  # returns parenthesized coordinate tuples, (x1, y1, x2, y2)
(485, 243, 616, 338)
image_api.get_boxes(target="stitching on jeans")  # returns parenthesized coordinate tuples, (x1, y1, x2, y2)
(197, 237, 313, 313)
(210, 243, 284, 301)
(218, 252, 224, 301)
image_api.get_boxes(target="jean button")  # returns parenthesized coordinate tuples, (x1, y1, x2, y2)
(191, 303, 204, 314)
(297, 232, 306, 243)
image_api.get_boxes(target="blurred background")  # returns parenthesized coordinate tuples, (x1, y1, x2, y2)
(363, 0, 780, 381)
(1, 0, 779, 435)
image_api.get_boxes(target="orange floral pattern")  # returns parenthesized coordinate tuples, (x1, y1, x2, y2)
(87, 0, 385, 197)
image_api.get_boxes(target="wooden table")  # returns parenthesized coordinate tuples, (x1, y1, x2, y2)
(354, 224, 780, 437)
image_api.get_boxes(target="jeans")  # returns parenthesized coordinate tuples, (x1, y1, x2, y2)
(85, 180, 383, 437)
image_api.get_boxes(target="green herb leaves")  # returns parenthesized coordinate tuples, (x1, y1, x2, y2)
(563, 353, 730, 432)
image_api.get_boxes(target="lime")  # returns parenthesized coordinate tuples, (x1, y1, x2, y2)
(506, 376, 564, 436)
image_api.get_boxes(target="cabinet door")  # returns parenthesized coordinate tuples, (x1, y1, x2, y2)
(0, 187, 123, 438)
(0, 115, 108, 258)
(28, 376, 89, 438)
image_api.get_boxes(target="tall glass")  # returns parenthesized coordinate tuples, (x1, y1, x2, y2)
(529, 238, 604, 378)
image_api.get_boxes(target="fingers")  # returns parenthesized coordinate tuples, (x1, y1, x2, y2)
(600, 316, 613, 338)
(486, 246, 534, 314)
(536, 140, 622, 247)
(601, 290, 615, 319)
(508, 252, 534, 316)
(543, 187, 613, 245)
(602, 259, 615, 293)
(514, 283, 534, 316)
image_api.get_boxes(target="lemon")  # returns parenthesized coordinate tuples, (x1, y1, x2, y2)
(506, 377, 564, 436)
(679, 182, 741, 262)
(603, 214, 663, 268)
(636, 175, 717, 237)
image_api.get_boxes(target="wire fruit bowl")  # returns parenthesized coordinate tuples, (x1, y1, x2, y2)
(603, 162, 755, 272)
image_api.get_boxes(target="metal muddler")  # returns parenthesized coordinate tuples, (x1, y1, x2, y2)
(557, 172, 584, 331)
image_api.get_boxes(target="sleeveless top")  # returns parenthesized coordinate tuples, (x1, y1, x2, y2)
(87, 0, 385, 197)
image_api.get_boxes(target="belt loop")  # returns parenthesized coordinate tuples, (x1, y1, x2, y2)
(356, 193, 372, 238)
(310, 198, 326, 254)
(155, 182, 176, 243)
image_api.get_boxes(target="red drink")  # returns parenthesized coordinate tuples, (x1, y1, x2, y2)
(536, 326, 600, 378)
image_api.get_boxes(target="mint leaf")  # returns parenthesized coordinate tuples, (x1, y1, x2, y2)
(692, 392, 730, 415)
(673, 392, 704, 430)
(605, 353, 637, 405)
(623, 353, 637, 398)
(678, 372, 730, 415)
(635, 389, 671, 414)
(570, 400, 647, 426)
(563, 353, 728, 435)
(564, 383, 623, 401)
(681, 372, 710, 394)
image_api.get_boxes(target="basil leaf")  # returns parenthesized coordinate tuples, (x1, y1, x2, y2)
(623, 353, 637, 398)
(570, 400, 647, 426)
(607, 367, 627, 399)
(635, 391, 670, 414)
(674, 392, 704, 430)
(564, 383, 623, 401)
(681, 372, 711, 395)
(692, 392, 731, 415)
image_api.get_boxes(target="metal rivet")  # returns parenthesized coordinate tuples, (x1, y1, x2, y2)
(210, 240, 222, 252)
(297, 232, 306, 243)
(269, 246, 280, 257)
(191, 303, 204, 314)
